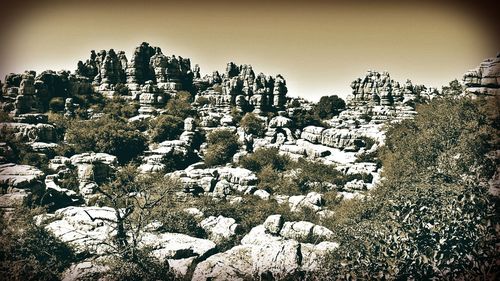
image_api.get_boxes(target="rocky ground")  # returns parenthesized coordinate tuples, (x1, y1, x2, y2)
(1, 43, 498, 280)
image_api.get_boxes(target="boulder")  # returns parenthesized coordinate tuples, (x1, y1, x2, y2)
(263, 214, 284, 235)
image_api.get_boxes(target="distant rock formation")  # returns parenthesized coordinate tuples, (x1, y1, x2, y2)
(195, 63, 288, 113)
(348, 70, 433, 107)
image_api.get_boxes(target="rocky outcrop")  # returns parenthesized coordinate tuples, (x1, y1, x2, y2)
(192, 215, 338, 280)
(0, 163, 45, 211)
(200, 215, 241, 244)
(41, 206, 217, 259)
(463, 53, 500, 98)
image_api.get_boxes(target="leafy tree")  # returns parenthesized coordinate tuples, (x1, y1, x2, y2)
(204, 129, 239, 166)
(148, 114, 184, 142)
(292, 109, 322, 129)
(65, 116, 147, 163)
(314, 95, 346, 119)
(441, 79, 464, 96)
(239, 112, 265, 137)
(100, 96, 140, 119)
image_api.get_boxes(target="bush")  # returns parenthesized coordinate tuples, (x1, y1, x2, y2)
(240, 113, 265, 137)
(0, 208, 77, 281)
(240, 147, 290, 172)
(49, 97, 65, 112)
(104, 250, 174, 281)
(196, 96, 212, 106)
(148, 114, 184, 142)
(100, 96, 139, 119)
(158, 211, 206, 238)
(320, 97, 498, 280)
(166, 91, 192, 119)
(289, 158, 344, 192)
(204, 129, 239, 166)
(65, 116, 147, 163)
(314, 95, 346, 119)
(292, 109, 322, 129)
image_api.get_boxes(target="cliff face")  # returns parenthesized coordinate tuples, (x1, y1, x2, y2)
(463, 53, 500, 98)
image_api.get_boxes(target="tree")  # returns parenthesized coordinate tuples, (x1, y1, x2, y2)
(240, 112, 265, 137)
(441, 79, 464, 96)
(321, 97, 498, 280)
(93, 165, 181, 270)
(65, 115, 147, 163)
(148, 114, 184, 142)
(314, 95, 346, 119)
(240, 147, 290, 172)
(204, 129, 239, 166)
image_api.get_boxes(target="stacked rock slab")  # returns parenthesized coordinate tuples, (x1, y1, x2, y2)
(463, 53, 500, 98)
(196, 62, 287, 114)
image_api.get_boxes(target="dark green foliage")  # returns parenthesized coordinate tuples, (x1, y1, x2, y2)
(113, 83, 130, 96)
(314, 95, 346, 119)
(49, 97, 65, 112)
(65, 116, 147, 163)
(289, 158, 344, 192)
(196, 96, 212, 106)
(240, 147, 290, 172)
(0, 208, 77, 281)
(204, 129, 239, 166)
(291, 109, 322, 129)
(441, 79, 464, 96)
(148, 114, 184, 142)
(100, 96, 140, 119)
(239, 113, 265, 137)
(229, 106, 244, 124)
(321, 97, 498, 280)
(256, 164, 299, 194)
(381, 98, 495, 185)
(166, 91, 193, 119)
(355, 150, 382, 167)
(104, 249, 174, 281)
(157, 211, 206, 238)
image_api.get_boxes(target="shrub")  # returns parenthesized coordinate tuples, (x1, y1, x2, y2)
(104, 249, 174, 281)
(100, 96, 139, 119)
(314, 95, 346, 119)
(240, 147, 290, 172)
(49, 97, 65, 112)
(0, 208, 77, 281)
(292, 109, 322, 129)
(148, 114, 184, 142)
(157, 211, 206, 238)
(289, 158, 344, 192)
(166, 91, 192, 119)
(320, 97, 498, 280)
(65, 116, 147, 163)
(204, 129, 239, 166)
(196, 96, 212, 106)
(240, 113, 265, 137)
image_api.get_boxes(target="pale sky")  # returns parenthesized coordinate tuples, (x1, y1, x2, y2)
(0, 1, 497, 101)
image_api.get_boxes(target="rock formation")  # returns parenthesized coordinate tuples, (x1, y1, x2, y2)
(463, 52, 500, 98)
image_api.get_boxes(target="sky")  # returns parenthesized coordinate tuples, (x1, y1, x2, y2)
(0, 0, 498, 101)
